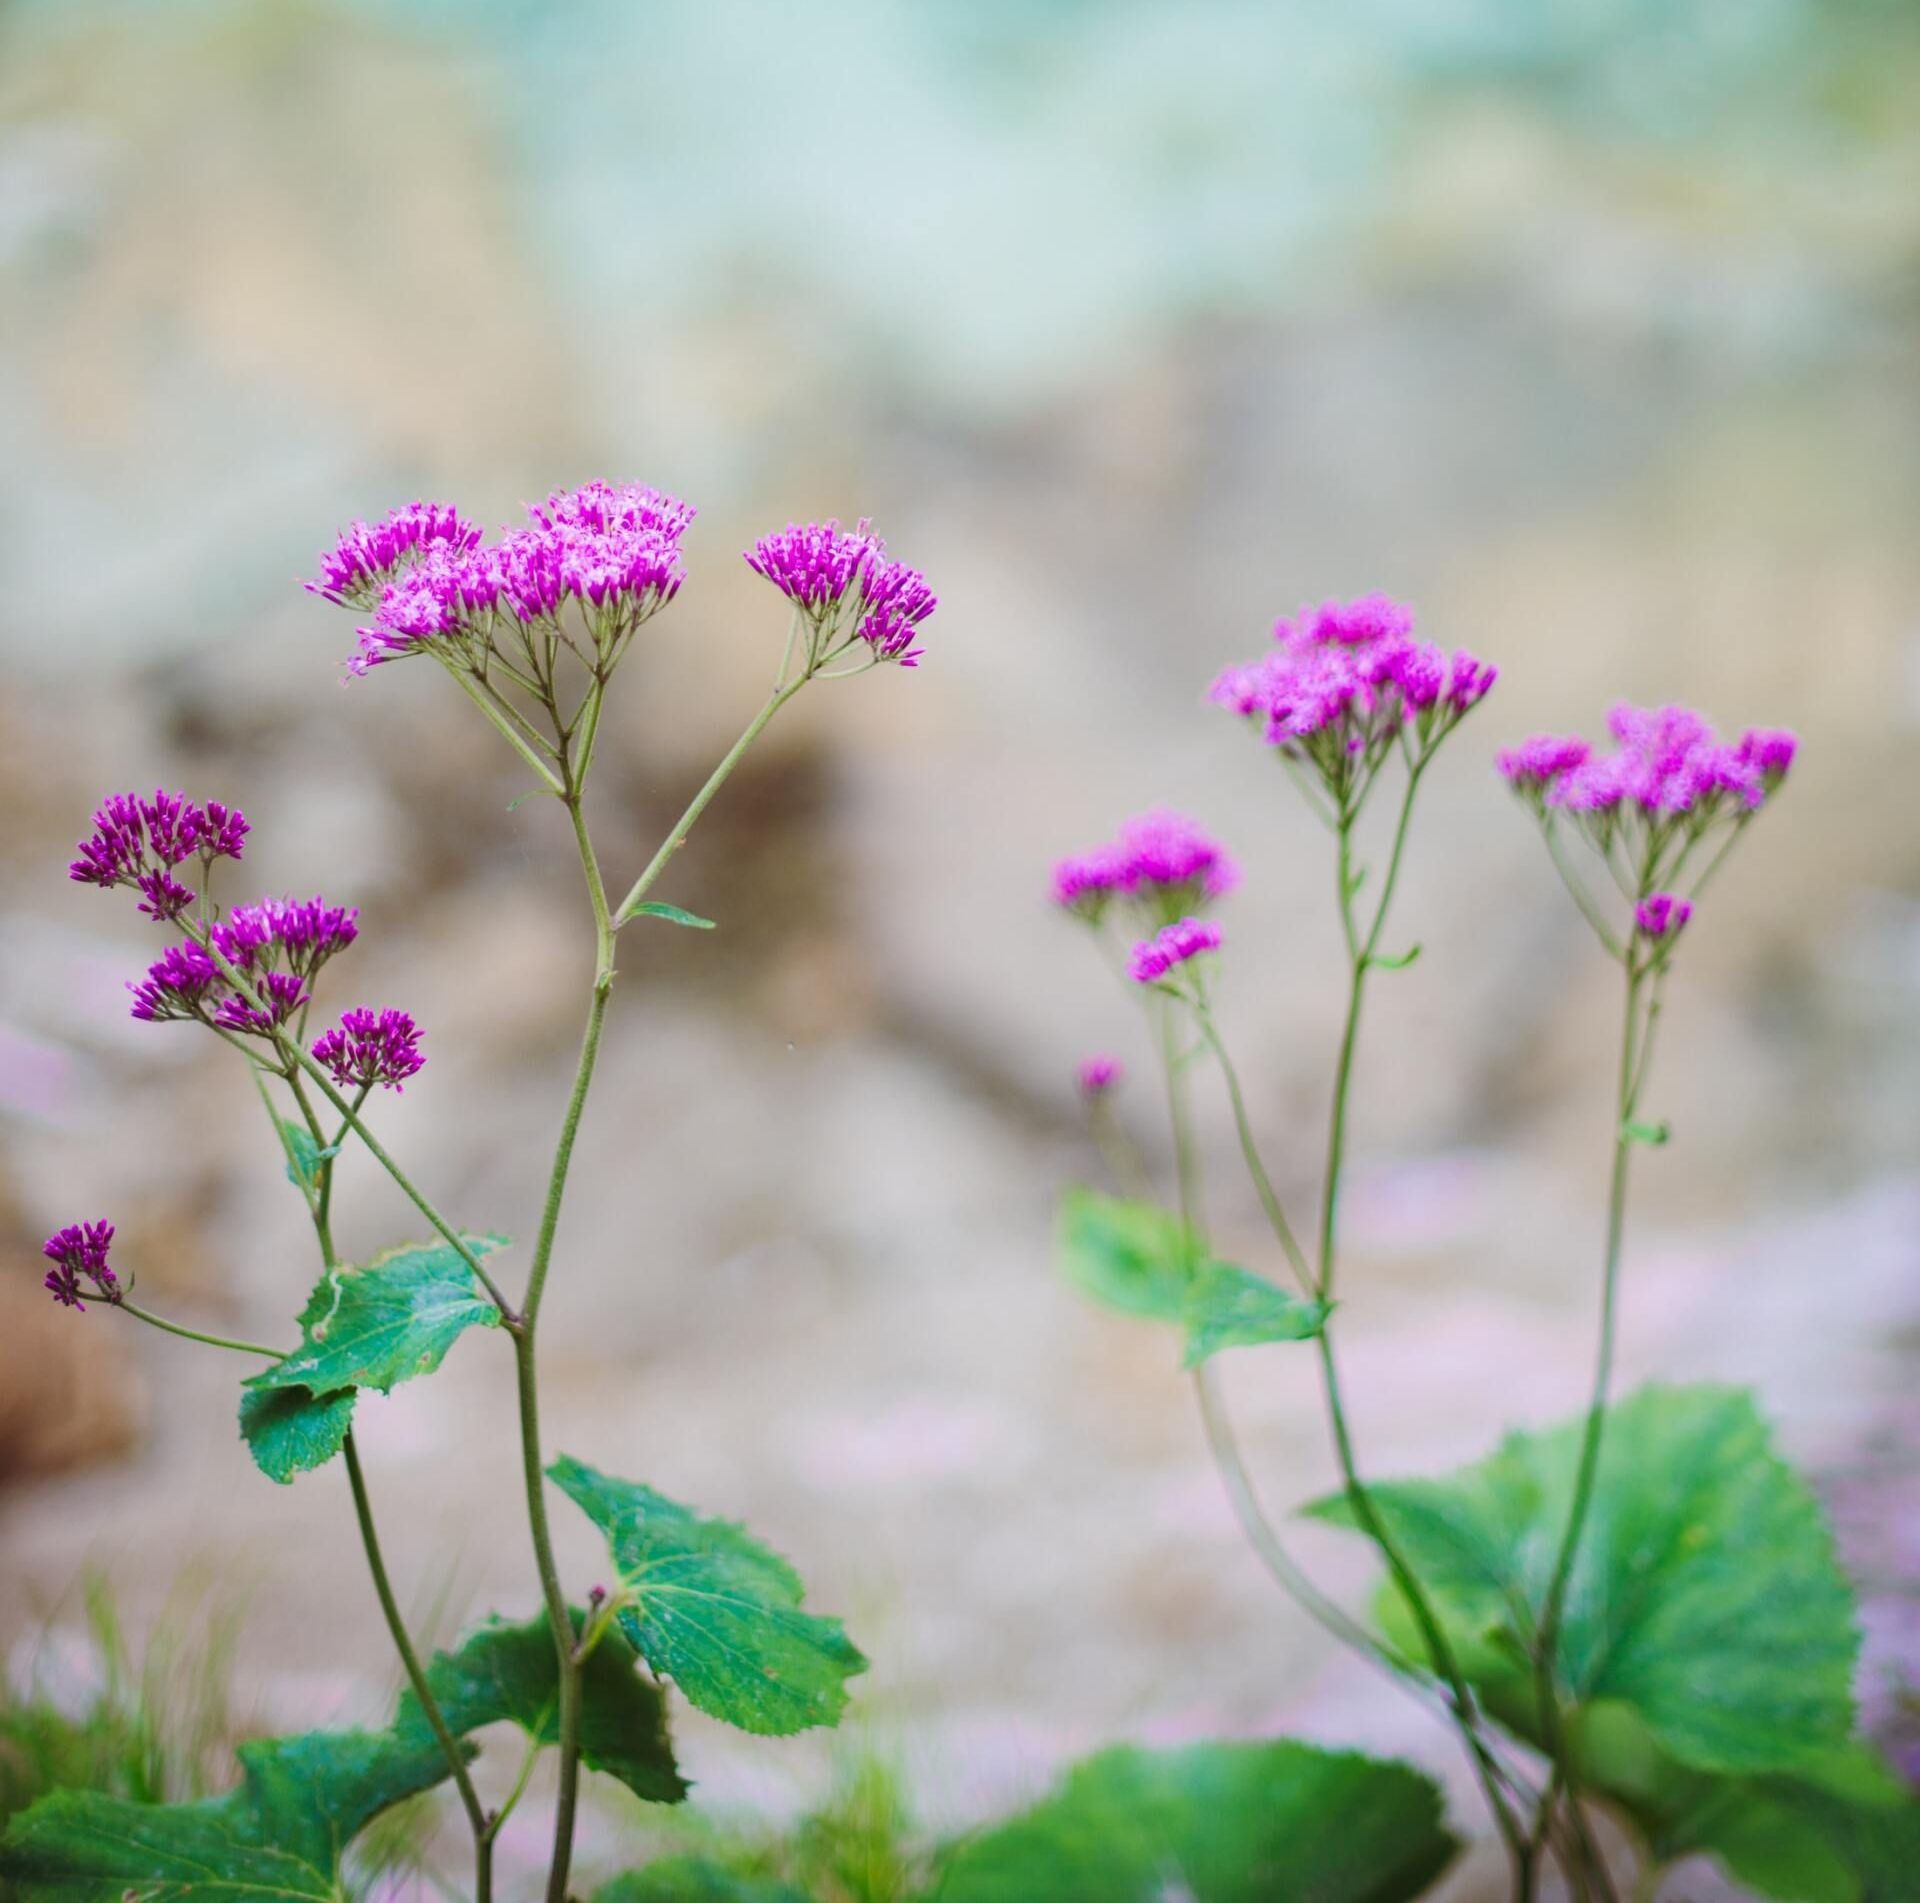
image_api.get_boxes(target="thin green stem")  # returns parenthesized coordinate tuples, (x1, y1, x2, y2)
(343, 1433, 492, 1890)
(449, 666, 566, 792)
(116, 1302, 283, 1361)
(612, 680, 805, 923)
(1544, 820, 1625, 960)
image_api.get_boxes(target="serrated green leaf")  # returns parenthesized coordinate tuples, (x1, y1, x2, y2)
(1056, 1188, 1198, 1321)
(549, 1456, 866, 1738)
(1574, 1705, 1920, 1903)
(1302, 1385, 1858, 1778)
(624, 901, 718, 930)
(244, 1235, 508, 1401)
(0, 1723, 464, 1899)
(238, 1383, 355, 1483)
(597, 1863, 811, 1903)
(398, 1610, 687, 1806)
(1182, 1260, 1327, 1366)
(930, 1740, 1457, 1902)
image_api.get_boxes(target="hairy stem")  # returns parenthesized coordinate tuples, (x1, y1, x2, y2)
(115, 1302, 283, 1361)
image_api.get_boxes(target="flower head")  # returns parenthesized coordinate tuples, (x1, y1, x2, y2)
(1128, 917, 1223, 986)
(1214, 594, 1491, 804)
(307, 501, 482, 609)
(69, 790, 250, 919)
(744, 519, 938, 669)
(1635, 893, 1693, 941)
(130, 893, 357, 1036)
(42, 1220, 118, 1311)
(1051, 810, 1236, 927)
(1077, 1054, 1123, 1096)
(128, 940, 221, 1022)
(312, 1007, 425, 1092)
(1497, 735, 1592, 798)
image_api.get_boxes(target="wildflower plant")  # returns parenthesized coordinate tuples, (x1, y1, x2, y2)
(1049, 597, 1917, 1900)
(2, 490, 937, 1902)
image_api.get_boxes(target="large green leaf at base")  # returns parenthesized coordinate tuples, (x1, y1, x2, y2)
(246, 1234, 509, 1401)
(597, 1864, 810, 1903)
(398, 1610, 688, 1805)
(549, 1457, 866, 1737)
(0, 1724, 463, 1899)
(238, 1383, 356, 1483)
(1302, 1384, 1858, 1778)
(929, 1740, 1457, 1902)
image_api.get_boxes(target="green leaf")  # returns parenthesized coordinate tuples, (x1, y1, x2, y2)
(597, 1864, 811, 1903)
(1623, 1117, 1671, 1147)
(1302, 1384, 1858, 1778)
(1368, 943, 1422, 971)
(549, 1456, 867, 1737)
(398, 1610, 687, 1806)
(280, 1118, 324, 1192)
(0, 1723, 464, 1899)
(624, 901, 717, 930)
(245, 1235, 508, 1401)
(1056, 1189, 1198, 1321)
(1576, 1706, 1920, 1903)
(1181, 1260, 1327, 1366)
(930, 1740, 1457, 1902)
(238, 1383, 355, 1483)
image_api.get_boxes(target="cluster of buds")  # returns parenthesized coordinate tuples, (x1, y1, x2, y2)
(69, 790, 250, 923)
(313, 1007, 425, 1093)
(1211, 594, 1496, 811)
(1499, 704, 1796, 961)
(745, 518, 938, 672)
(1052, 809, 1235, 994)
(41, 1221, 119, 1311)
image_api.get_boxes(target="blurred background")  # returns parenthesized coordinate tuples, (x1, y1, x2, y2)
(2, 1, 1917, 1894)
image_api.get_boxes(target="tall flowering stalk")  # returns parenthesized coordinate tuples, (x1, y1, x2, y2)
(1052, 595, 1815, 1902)
(24, 489, 936, 1900)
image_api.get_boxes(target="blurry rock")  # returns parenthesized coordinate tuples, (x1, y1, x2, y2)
(0, 1271, 143, 1484)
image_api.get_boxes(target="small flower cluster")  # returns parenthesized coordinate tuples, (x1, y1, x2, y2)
(1077, 1054, 1123, 1097)
(1052, 810, 1238, 927)
(310, 482, 696, 679)
(71, 795, 426, 1087)
(42, 1221, 118, 1311)
(1635, 893, 1691, 942)
(745, 519, 938, 669)
(1212, 594, 1495, 806)
(304, 501, 483, 610)
(313, 1007, 425, 1092)
(1127, 918, 1223, 989)
(69, 790, 250, 922)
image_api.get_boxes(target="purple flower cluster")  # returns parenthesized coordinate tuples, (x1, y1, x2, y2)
(1500, 706, 1795, 825)
(128, 894, 358, 1036)
(305, 502, 482, 610)
(42, 1220, 118, 1311)
(1127, 917, 1223, 987)
(1077, 1054, 1123, 1096)
(1052, 810, 1238, 926)
(312, 1008, 425, 1092)
(1635, 893, 1692, 941)
(745, 519, 938, 667)
(69, 791, 250, 922)
(314, 481, 696, 678)
(1212, 594, 1495, 795)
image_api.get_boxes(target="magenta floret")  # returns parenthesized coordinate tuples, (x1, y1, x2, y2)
(42, 1220, 118, 1311)
(1128, 917, 1223, 985)
(312, 1007, 425, 1092)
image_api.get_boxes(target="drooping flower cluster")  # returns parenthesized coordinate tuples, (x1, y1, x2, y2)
(1499, 704, 1796, 962)
(1212, 594, 1495, 808)
(312, 1007, 425, 1092)
(309, 482, 696, 680)
(1127, 917, 1223, 988)
(42, 1221, 118, 1311)
(1051, 810, 1238, 929)
(69, 790, 250, 921)
(744, 519, 938, 668)
(304, 501, 483, 610)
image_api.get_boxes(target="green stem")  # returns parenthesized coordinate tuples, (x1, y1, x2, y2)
(611, 680, 805, 923)
(449, 666, 566, 793)
(343, 1432, 492, 1893)
(116, 1302, 283, 1361)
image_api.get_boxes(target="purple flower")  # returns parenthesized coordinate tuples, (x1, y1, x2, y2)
(1497, 735, 1591, 792)
(1286, 593, 1416, 648)
(1051, 811, 1237, 924)
(1077, 1054, 1123, 1096)
(214, 896, 359, 981)
(42, 1220, 118, 1312)
(212, 971, 311, 1035)
(312, 1007, 425, 1092)
(128, 940, 221, 1022)
(1128, 917, 1223, 985)
(307, 501, 483, 609)
(1635, 893, 1693, 941)
(131, 893, 357, 1035)
(744, 519, 938, 668)
(69, 790, 250, 911)
(1739, 727, 1797, 788)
